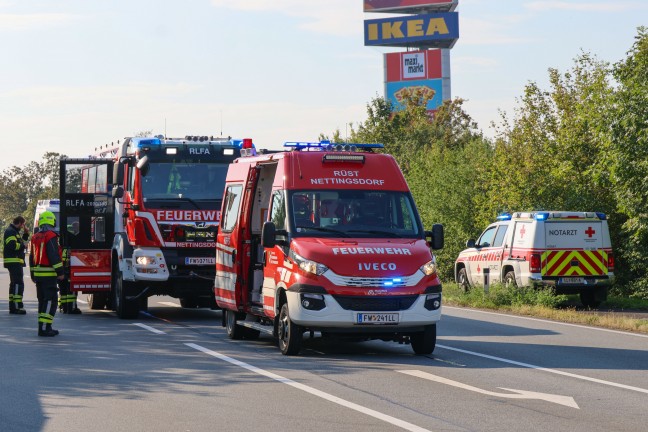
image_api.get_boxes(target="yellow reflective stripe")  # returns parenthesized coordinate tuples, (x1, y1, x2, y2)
(39, 313, 53, 324)
(3, 258, 24, 264)
(4, 236, 17, 244)
(52, 262, 63, 269)
(34, 272, 57, 277)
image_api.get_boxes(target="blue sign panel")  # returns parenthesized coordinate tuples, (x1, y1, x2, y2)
(385, 79, 445, 112)
(364, 12, 459, 48)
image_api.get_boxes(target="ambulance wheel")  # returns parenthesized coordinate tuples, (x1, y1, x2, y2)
(504, 271, 518, 288)
(87, 293, 108, 310)
(411, 324, 437, 355)
(457, 268, 470, 292)
(278, 303, 303, 356)
(113, 271, 139, 319)
(225, 310, 245, 340)
(580, 291, 601, 309)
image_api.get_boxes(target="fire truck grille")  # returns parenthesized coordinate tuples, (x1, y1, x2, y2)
(325, 274, 419, 287)
(333, 296, 418, 311)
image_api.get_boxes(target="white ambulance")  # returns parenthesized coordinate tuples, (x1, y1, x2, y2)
(33, 199, 61, 233)
(454, 211, 614, 308)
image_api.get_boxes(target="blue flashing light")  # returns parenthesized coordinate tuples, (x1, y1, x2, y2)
(392, 278, 402, 283)
(535, 212, 550, 221)
(383, 281, 394, 287)
(135, 138, 161, 150)
(50, 199, 60, 205)
(596, 212, 607, 220)
(496, 213, 512, 221)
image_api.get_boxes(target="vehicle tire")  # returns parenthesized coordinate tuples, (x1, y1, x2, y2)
(180, 297, 199, 309)
(87, 292, 108, 310)
(504, 271, 517, 288)
(113, 270, 140, 319)
(580, 291, 601, 309)
(411, 324, 437, 355)
(278, 303, 303, 356)
(225, 309, 245, 340)
(457, 267, 470, 292)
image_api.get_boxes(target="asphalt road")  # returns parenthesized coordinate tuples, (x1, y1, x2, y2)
(1, 267, 647, 432)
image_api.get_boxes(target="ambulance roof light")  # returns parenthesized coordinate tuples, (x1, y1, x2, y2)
(596, 212, 607, 220)
(496, 213, 512, 221)
(535, 212, 550, 221)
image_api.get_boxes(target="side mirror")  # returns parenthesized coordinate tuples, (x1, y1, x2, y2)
(262, 221, 277, 249)
(113, 162, 125, 185)
(112, 186, 124, 199)
(466, 239, 476, 248)
(136, 155, 150, 177)
(426, 224, 444, 250)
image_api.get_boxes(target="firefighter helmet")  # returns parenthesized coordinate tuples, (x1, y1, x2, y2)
(38, 211, 56, 227)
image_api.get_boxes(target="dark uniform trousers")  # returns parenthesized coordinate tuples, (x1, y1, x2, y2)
(8, 264, 25, 311)
(36, 278, 59, 332)
(58, 278, 79, 313)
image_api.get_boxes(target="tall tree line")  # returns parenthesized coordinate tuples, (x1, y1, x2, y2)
(344, 27, 647, 299)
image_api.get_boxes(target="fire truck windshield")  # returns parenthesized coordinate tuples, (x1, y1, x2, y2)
(141, 162, 228, 201)
(288, 190, 422, 238)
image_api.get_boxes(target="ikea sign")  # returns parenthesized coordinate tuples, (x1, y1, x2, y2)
(364, 12, 459, 49)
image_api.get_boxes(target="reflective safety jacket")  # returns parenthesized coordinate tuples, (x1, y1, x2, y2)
(3, 223, 28, 267)
(29, 226, 64, 279)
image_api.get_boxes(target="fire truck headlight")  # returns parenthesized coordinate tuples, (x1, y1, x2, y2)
(420, 259, 437, 276)
(136, 256, 157, 266)
(289, 250, 328, 276)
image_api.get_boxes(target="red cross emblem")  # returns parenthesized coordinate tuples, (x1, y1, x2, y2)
(520, 225, 526, 238)
(477, 264, 481, 273)
(585, 227, 596, 238)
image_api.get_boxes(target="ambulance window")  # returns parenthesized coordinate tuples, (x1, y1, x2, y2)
(478, 226, 497, 248)
(270, 191, 286, 231)
(493, 225, 508, 247)
(221, 185, 243, 232)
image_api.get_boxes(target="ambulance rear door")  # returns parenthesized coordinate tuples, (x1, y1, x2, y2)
(59, 158, 115, 293)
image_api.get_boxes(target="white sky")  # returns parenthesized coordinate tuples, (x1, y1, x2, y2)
(0, 0, 645, 171)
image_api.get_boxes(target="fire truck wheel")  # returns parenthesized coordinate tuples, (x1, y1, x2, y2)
(504, 271, 518, 288)
(410, 324, 437, 355)
(457, 267, 470, 292)
(278, 303, 303, 356)
(113, 271, 140, 319)
(87, 293, 108, 310)
(225, 310, 246, 340)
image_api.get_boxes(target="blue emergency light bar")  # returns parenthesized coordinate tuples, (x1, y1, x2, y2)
(596, 212, 607, 220)
(496, 213, 512, 221)
(284, 141, 384, 151)
(134, 138, 162, 150)
(535, 212, 550, 221)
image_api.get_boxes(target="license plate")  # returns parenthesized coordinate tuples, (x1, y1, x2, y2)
(560, 277, 585, 284)
(185, 231, 215, 241)
(185, 257, 216, 265)
(356, 313, 399, 325)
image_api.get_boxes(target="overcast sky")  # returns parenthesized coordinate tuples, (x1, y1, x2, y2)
(0, 0, 645, 171)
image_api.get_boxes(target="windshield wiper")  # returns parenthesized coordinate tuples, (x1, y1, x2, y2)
(296, 226, 350, 237)
(346, 229, 400, 238)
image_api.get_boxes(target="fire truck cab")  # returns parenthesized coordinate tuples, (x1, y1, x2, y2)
(455, 211, 615, 307)
(59, 136, 241, 318)
(215, 142, 444, 355)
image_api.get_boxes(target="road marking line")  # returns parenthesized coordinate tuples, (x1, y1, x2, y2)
(437, 344, 648, 395)
(444, 306, 648, 339)
(185, 343, 431, 432)
(158, 301, 181, 307)
(397, 370, 579, 409)
(134, 323, 166, 335)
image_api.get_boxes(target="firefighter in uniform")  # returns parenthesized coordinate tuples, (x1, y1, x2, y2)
(3, 215, 29, 314)
(29, 211, 64, 337)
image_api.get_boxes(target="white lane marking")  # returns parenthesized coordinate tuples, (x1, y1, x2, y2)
(186, 343, 431, 432)
(398, 370, 579, 409)
(158, 301, 181, 308)
(134, 323, 166, 335)
(444, 306, 648, 339)
(437, 344, 648, 395)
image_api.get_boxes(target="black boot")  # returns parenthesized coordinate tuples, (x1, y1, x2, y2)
(10, 308, 26, 315)
(69, 307, 82, 315)
(39, 324, 59, 337)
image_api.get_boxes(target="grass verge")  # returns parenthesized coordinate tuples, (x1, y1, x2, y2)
(443, 282, 648, 335)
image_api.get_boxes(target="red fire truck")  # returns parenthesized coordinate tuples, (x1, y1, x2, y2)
(59, 136, 242, 318)
(215, 142, 444, 355)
